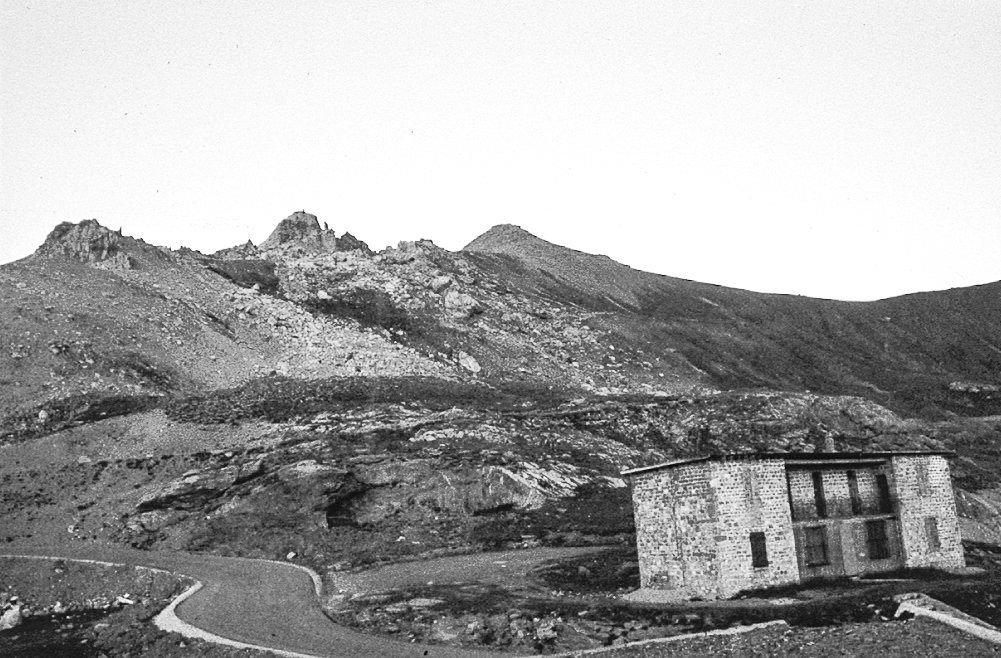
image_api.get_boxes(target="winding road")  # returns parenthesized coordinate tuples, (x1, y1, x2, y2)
(1, 543, 607, 658)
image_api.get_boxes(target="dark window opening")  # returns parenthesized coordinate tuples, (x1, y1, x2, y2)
(847, 470, 862, 515)
(876, 473, 893, 513)
(925, 516, 941, 550)
(866, 520, 891, 560)
(804, 526, 829, 566)
(787, 473, 805, 521)
(750, 531, 768, 568)
(812, 471, 827, 518)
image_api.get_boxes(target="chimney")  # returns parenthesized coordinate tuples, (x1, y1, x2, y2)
(824, 434, 836, 452)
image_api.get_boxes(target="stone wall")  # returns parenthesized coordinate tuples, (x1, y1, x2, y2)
(893, 455, 965, 569)
(631, 461, 720, 599)
(711, 459, 799, 597)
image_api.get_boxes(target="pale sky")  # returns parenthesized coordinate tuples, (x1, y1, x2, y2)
(2, 1, 999, 301)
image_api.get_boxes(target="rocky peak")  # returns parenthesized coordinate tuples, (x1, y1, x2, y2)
(260, 211, 327, 250)
(34, 219, 165, 270)
(258, 211, 372, 255)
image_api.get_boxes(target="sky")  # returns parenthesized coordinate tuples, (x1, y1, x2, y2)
(2, 1, 999, 301)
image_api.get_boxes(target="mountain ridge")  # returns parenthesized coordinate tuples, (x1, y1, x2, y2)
(3, 213, 1000, 422)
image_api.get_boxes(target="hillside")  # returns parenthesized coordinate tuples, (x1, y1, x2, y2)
(465, 224, 1001, 417)
(2, 211, 1001, 579)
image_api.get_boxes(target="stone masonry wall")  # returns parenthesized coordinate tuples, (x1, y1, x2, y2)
(892, 455, 965, 569)
(631, 461, 720, 599)
(711, 459, 799, 598)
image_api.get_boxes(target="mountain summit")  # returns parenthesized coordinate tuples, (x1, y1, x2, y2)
(464, 223, 694, 309)
(257, 211, 371, 254)
(260, 211, 330, 250)
(462, 223, 544, 254)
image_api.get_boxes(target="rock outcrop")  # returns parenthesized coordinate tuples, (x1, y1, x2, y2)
(137, 459, 265, 511)
(34, 219, 169, 270)
(260, 211, 331, 250)
(258, 211, 372, 254)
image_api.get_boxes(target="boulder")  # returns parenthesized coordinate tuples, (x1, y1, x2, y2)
(444, 290, 485, 319)
(429, 275, 453, 292)
(0, 604, 22, 631)
(458, 351, 481, 373)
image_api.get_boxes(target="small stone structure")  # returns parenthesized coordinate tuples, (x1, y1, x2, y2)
(624, 452, 965, 600)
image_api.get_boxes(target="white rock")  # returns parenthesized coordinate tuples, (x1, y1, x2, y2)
(444, 290, 484, 319)
(0, 605, 22, 630)
(458, 351, 481, 373)
(430, 275, 452, 292)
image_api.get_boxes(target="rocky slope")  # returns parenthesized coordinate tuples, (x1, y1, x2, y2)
(2, 211, 1001, 580)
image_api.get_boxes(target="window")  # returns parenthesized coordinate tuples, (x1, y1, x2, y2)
(750, 531, 769, 568)
(866, 520, 891, 560)
(745, 470, 761, 507)
(925, 517, 941, 550)
(847, 470, 862, 515)
(876, 473, 893, 513)
(916, 462, 931, 496)
(812, 471, 827, 518)
(804, 526, 829, 566)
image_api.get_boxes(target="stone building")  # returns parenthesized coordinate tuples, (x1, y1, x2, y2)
(624, 452, 964, 600)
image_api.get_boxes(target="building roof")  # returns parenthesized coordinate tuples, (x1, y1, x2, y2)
(620, 450, 957, 477)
